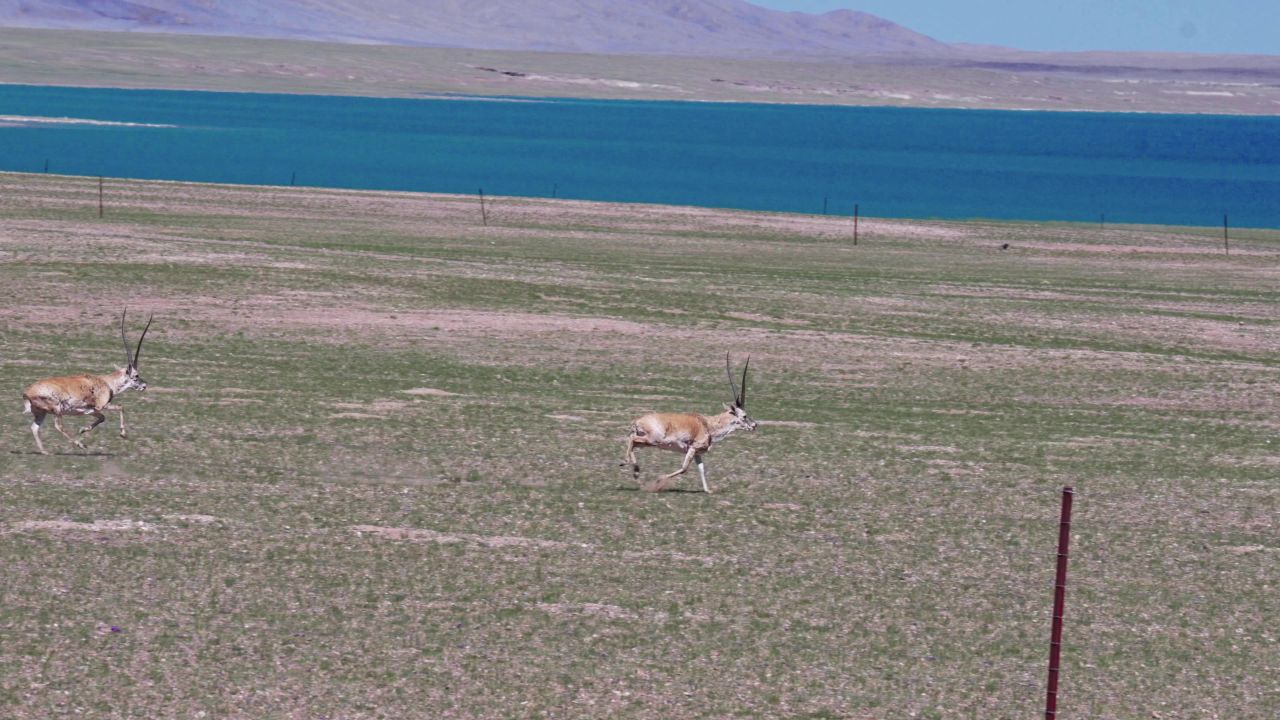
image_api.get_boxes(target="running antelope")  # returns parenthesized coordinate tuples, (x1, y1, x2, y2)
(622, 354, 757, 493)
(22, 312, 154, 454)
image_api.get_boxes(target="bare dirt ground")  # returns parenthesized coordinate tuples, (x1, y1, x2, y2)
(3, 28, 1280, 114)
(0, 173, 1276, 718)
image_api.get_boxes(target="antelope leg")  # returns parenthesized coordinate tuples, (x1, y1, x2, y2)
(81, 410, 107, 435)
(52, 416, 86, 450)
(646, 447, 697, 492)
(622, 435, 641, 478)
(30, 411, 48, 455)
(106, 403, 127, 438)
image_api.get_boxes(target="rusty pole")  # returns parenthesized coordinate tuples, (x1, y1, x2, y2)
(1045, 486, 1075, 719)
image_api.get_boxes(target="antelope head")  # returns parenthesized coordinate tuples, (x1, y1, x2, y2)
(117, 310, 153, 392)
(722, 352, 757, 433)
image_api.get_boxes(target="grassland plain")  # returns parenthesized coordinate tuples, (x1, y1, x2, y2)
(0, 172, 1276, 718)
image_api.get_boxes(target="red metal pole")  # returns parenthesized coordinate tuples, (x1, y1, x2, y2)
(1045, 487, 1074, 719)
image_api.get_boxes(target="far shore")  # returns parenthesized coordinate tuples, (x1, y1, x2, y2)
(2, 28, 1279, 115)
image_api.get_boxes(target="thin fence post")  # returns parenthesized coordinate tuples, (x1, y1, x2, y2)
(98, 177, 104, 219)
(823, 196, 828, 215)
(853, 203, 859, 245)
(291, 171, 296, 187)
(1045, 486, 1075, 719)
(478, 188, 488, 226)
(1223, 214, 1229, 255)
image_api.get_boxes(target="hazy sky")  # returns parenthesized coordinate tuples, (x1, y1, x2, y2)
(753, 1, 1279, 55)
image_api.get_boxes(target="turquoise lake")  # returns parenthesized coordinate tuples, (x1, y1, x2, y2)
(2, 84, 1278, 227)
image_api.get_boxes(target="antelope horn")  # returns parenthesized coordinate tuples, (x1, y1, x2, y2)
(119, 310, 133, 368)
(739, 355, 750, 409)
(725, 352, 741, 407)
(132, 314, 154, 369)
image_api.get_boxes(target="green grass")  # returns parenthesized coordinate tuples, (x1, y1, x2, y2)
(0, 172, 1277, 718)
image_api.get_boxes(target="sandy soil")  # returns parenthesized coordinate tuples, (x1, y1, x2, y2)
(4, 29, 1280, 115)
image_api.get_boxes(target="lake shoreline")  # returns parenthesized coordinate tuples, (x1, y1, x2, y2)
(0, 80, 1265, 120)
(1, 84, 1276, 229)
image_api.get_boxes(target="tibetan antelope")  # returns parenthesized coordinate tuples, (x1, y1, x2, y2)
(622, 354, 757, 493)
(22, 311, 154, 455)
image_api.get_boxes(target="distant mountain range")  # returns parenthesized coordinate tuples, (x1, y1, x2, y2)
(0, 0, 952, 57)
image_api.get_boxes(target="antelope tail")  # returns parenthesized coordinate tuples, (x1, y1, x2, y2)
(22, 398, 32, 415)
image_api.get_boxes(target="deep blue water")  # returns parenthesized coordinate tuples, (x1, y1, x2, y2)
(2, 84, 1279, 227)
